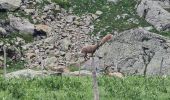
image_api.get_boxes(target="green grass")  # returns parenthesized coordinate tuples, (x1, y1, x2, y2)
(52, 0, 70, 8)
(68, 65, 80, 72)
(0, 12, 7, 19)
(0, 76, 170, 100)
(69, 0, 170, 37)
(70, 0, 150, 36)
(0, 60, 25, 74)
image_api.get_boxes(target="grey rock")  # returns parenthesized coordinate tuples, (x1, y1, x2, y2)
(63, 70, 100, 76)
(95, 10, 103, 15)
(9, 15, 34, 34)
(24, 9, 35, 15)
(82, 57, 100, 71)
(143, 26, 154, 31)
(44, 56, 57, 67)
(0, 27, 6, 36)
(55, 5, 60, 11)
(137, 0, 170, 31)
(44, 3, 56, 12)
(65, 53, 72, 61)
(0, 0, 21, 11)
(107, 0, 119, 4)
(65, 15, 76, 23)
(93, 28, 170, 76)
(60, 38, 71, 51)
(6, 69, 48, 78)
(156, 0, 170, 8)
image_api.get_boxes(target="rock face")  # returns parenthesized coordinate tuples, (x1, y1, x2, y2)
(137, 0, 170, 31)
(156, 0, 170, 8)
(23, 11, 97, 70)
(91, 28, 170, 76)
(0, 0, 21, 11)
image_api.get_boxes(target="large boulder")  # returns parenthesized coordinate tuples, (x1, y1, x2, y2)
(84, 28, 170, 76)
(9, 15, 34, 34)
(0, 0, 21, 11)
(137, 0, 170, 31)
(6, 69, 48, 78)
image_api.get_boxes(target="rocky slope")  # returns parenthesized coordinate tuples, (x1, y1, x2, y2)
(0, 0, 170, 76)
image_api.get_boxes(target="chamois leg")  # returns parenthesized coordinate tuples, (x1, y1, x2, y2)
(84, 53, 88, 61)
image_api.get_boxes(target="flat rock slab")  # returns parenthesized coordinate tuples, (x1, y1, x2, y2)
(6, 69, 48, 78)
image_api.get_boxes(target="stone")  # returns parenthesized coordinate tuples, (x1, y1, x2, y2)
(65, 53, 72, 61)
(25, 53, 36, 59)
(34, 24, 52, 36)
(24, 9, 35, 15)
(108, 72, 124, 78)
(50, 66, 69, 73)
(65, 15, 76, 23)
(95, 10, 103, 15)
(143, 26, 153, 31)
(82, 57, 101, 71)
(63, 70, 93, 76)
(9, 15, 34, 34)
(107, 0, 119, 4)
(44, 3, 56, 12)
(6, 69, 48, 78)
(60, 38, 71, 51)
(137, 0, 170, 31)
(0, 27, 6, 36)
(0, 0, 21, 11)
(45, 56, 57, 67)
(55, 5, 60, 11)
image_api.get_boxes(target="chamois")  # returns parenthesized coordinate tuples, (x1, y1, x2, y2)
(81, 43, 100, 61)
(81, 33, 113, 61)
(99, 34, 113, 46)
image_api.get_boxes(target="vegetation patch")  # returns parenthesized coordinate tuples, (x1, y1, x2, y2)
(51, 0, 70, 8)
(0, 60, 25, 75)
(0, 76, 169, 99)
(69, 0, 170, 37)
(68, 65, 80, 72)
(70, 0, 150, 36)
(0, 12, 8, 20)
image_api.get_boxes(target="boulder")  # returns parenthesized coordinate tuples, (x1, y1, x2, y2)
(0, 0, 21, 11)
(137, 0, 170, 31)
(91, 28, 170, 76)
(9, 15, 34, 34)
(107, 0, 119, 4)
(60, 38, 71, 51)
(0, 27, 6, 36)
(63, 70, 98, 76)
(6, 69, 48, 78)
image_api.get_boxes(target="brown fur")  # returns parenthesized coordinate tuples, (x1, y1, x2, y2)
(81, 43, 100, 61)
(99, 34, 113, 46)
(81, 34, 113, 61)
